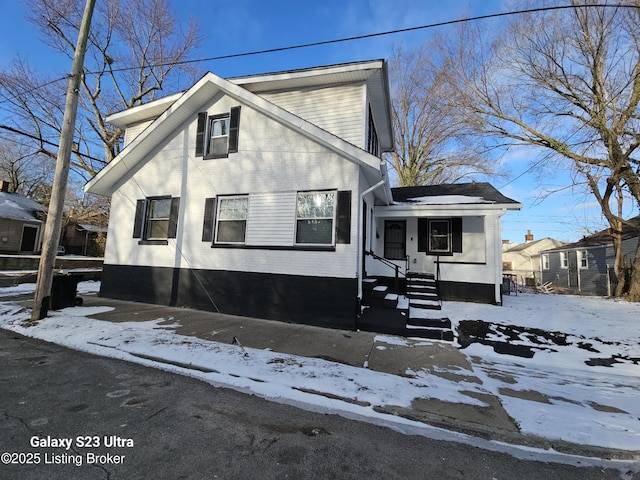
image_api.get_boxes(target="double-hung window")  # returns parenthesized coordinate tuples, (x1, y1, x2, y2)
(147, 198, 172, 239)
(295, 191, 336, 245)
(579, 250, 588, 269)
(542, 253, 550, 270)
(560, 252, 568, 269)
(132, 196, 180, 244)
(428, 219, 451, 253)
(417, 217, 462, 255)
(207, 114, 230, 157)
(216, 196, 248, 244)
(195, 106, 241, 159)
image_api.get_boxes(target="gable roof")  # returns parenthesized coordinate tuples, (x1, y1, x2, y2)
(544, 216, 640, 251)
(86, 62, 391, 199)
(503, 238, 564, 253)
(0, 192, 46, 222)
(392, 183, 521, 207)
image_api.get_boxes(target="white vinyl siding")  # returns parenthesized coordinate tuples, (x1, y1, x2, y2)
(245, 192, 296, 246)
(124, 120, 153, 147)
(105, 93, 360, 278)
(259, 83, 364, 148)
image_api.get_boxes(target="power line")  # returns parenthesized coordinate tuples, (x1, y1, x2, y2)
(90, 4, 640, 75)
(2, 3, 638, 171)
(2, 4, 637, 103)
(0, 124, 106, 165)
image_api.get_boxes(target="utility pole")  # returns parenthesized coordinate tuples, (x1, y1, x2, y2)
(31, 0, 96, 321)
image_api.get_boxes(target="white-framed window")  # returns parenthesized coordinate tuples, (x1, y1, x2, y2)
(207, 114, 230, 157)
(147, 197, 172, 240)
(579, 250, 588, 269)
(428, 219, 451, 254)
(560, 252, 568, 269)
(195, 107, 241, 159)
(215, 195, 248, 244)
(542, 253, 550, 270)
(295, 191, 336, 245)
(133, 196, 180, 243)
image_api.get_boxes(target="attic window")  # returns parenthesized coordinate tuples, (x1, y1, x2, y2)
(208, 114, 230, 157)
(196, 106, 241, 159)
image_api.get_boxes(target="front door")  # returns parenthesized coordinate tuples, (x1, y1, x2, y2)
(384, 220, 406, 260)
(568, 251, 579, 288)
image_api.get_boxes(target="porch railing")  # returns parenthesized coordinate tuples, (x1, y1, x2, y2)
(365, 250, 409, 293)
(435, 255, 442, 301)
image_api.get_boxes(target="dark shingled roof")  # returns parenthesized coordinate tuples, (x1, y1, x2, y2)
(391, 182, 520, 205)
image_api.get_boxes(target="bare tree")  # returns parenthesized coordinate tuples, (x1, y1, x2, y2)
(388, 45, 501, 186)
(0, 134, 54, 200)
(0, 0, 201, 181)
(440, 1, 640, 299)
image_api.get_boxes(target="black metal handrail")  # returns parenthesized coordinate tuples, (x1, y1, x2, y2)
(435, 255, 442, 303)
(365, 250, 408, 293)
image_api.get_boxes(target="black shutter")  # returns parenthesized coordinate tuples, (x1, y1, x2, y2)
(228, 106, 241, 153)
(168, 197, 180, 239)
(133, 199, 145, 238)
(417, 218, 428, 252)
(202, 197, 217, 242)
(452, 217, 463, 253)
(335, 190, 351, 244)
(195, 112, 207, 157)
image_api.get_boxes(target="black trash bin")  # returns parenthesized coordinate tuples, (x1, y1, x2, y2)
(51, 273, 84, 310)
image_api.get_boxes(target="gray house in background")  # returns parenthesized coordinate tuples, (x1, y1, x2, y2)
(540, 216, 640, 296)
(0, 181, 47, 254)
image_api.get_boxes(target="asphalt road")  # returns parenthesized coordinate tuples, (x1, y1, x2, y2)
(0, 329, 635, 480)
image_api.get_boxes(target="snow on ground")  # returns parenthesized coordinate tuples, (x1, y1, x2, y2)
(442, 295, 640, 452)
(1, 282, 639, 458)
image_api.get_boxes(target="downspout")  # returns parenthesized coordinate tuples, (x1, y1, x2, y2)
(357, 179, 386, 303)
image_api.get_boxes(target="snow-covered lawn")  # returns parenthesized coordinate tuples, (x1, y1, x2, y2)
(1, 282, 639, 460)
(443, 295, 640, 452)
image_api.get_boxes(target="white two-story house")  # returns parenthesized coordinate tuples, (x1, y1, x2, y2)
(85, 59, 520, 332)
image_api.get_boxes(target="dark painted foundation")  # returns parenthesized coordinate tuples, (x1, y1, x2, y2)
(100, 264, 358, 330)
(367, 275, 497, 304)
(438, 280, 497, 304)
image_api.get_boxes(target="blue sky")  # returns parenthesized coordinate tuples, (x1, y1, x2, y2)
(1, 0, 634, 244)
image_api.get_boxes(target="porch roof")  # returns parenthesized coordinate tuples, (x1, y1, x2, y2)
(391, 183, 520, 206)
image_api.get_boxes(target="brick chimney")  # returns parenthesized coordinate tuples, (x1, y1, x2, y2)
(525, 230, 534, 242)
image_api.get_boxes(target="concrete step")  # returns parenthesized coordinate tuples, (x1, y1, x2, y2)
(370, 285, 390, 299)
(408, 298, 441, 310)
(362, 278, 378, 291)
(404, 325, 455, 341)
(407, 317, 452, 329)
(406, 291, 439, 300)
(383, 293, 399, 309)
(407, 272, 435, 280)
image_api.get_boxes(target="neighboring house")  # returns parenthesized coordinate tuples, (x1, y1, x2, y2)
(0, 181, 47, 254)
(62, 211, 108, 257)
(502, 231, 564, 286)
(540, 216, 640, 296)
(85, 60, 521, 331)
